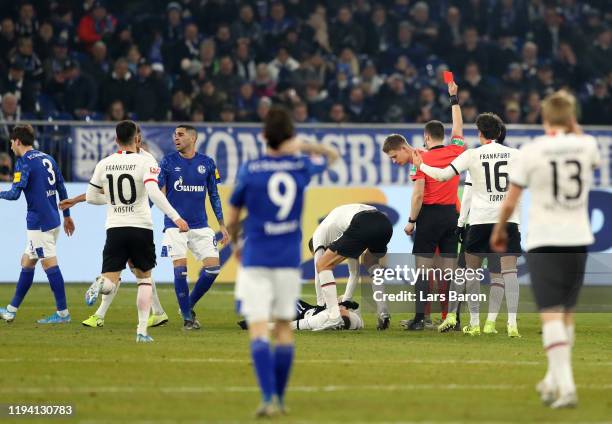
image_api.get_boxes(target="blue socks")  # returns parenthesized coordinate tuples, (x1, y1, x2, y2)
(10, 267, 35, 308)
(189, 266, 219, 308)
(173, 266, 191, 320)
(45, 266, 67, 311)
(273, 344, 294, 404)
(251, 338, 275, 403)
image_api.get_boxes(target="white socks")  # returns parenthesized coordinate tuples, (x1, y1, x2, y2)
(465, 272, 480, 326)
(100, 277, 116, 295)
(150, 279, 165, 315)
(96, 283, 119, 318)
(319, 270, 340, 319)
(368, 264, 388, 315)
(542, 320, 575, 396)
(486, 275, 505, 322)
(136, 279, 153, 336)
(502, 270, 519, 326)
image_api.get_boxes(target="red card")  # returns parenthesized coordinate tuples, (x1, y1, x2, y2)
(443, 71, 454, 84)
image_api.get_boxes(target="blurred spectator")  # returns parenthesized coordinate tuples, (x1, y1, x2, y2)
(520, 41, 539, 79)
(531, 63, 557, 98)
(63, 59, 98, 119)
(220, 103, 236, 123)
(489, 32, 520, 77)
(385, 21, 427, 71)
(553, 42, 587, 89)
(12, 36, 43, 82)
(489, 0, 527, 39)
(304, 81, 329, 121)
(234, 39, 256, 81)
(364, 4, 394, 56)
(99, 58, 135, 112)
(254, 63, 276, 98)
(0, 58, 36, 113)
(410, 2, 439, 51)
(193, 79, 225, 121)
(582, 79, 612, 124)
(588, 28, 611, 77)
(214, 24, 234, 58)
(292, 101, 315, 123)
(16, 2, 38, 37)
(235, 82, 258, 121)
(305, 6, 331, 53)
(165, 22, 201, 74)
(377, 74, 415, 123)
(256, 96, 272, 122)
(345, 86, 371, 122)
(164, 2, 184, 43)
(0, 18, 16, 60)
(0, 93, 20, 147)
(524, 91, 542, 124)
(134, 58, 170, 121)
(197, 39, 218, 78)
(191, 107, 204, 122)
(170, 90, 191, 121)
(0, 152, 12, 181)
(415, 86, 444, 123)
(34, 21, 54, 62)
(462, 100, 479, 123)
(534, 6, 574, 58)
(106, 99, 128, 121)
(463, 61, 498, 113)
(231, 4, 263, 48)
(126, 44, 142, 74)
(451, 26, 489, 74)
(263, 2, 294, 49)
(213, 56, 242, 98)
(436, 6, 463, 56)
(82, 41, 111, 83)
(77, 1, 117, 50)
(458, 0, 489, 35)
(360, 60, 384, 96)
(504, 101, 522, 124)
(328, 102, 348, 124)
(268, 46, 299, 83)
(330, 5, 364, 54)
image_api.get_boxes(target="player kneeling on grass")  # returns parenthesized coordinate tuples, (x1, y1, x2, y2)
(312, 203, 393, 331)
(226, 107, 337, 417)
(491, 91, 600, 409)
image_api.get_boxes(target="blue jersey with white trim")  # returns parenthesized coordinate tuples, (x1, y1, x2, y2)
(230, 154, 327, 268)
(158, 152, 223, 230)
(0, 150, 69, 231)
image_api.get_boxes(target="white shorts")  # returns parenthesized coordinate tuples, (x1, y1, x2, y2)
(162, 227, 219, 261)
(24, 227, 60, 259)
(237, 267, 301, 323)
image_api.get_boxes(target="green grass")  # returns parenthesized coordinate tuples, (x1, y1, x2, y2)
(1, 283, 611, 423)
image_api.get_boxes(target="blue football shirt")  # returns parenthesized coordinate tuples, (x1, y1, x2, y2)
(158, 152, 223, 230)
(0, 150, 69, 231)
(229, 154, 327, 268)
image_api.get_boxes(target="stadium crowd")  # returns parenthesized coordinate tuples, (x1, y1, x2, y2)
(0, 0, 610, 128)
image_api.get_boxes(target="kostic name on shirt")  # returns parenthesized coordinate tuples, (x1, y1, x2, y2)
(113, 205, 135, 214)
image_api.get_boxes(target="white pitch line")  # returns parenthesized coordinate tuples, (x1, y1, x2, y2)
(1, 357, 611, 367)
(2, 383, 612, 395)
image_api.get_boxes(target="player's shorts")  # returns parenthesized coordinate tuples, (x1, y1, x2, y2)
(102, 227, 156, 273)
(413, 204, 457, 257)
(24, 226, 60, 259)
(161, 227, 219, 261)
(464, 223, 521, 273)
(237, 266, 301, 323)
(526, 245, 588, 310)
(328, 210, 392, 259)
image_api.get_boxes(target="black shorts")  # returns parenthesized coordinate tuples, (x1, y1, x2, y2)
(328, 210, 393, 259)
(526, 246, 588, 310)
(464, 223, 521, 273)
(102, 227, 156, 273)
(413, 204, 457, 257)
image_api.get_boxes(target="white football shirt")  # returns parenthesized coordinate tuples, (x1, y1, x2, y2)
(451, 142, 520, 225)
(89, 151, 161, 230)
(510, 133, 601, 250)
(312, 204, 376, 251)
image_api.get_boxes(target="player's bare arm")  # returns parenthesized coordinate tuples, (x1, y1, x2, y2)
(449, 81, 463, 138)
(405, 178, 424, 235)
(490, 183, 523, 253)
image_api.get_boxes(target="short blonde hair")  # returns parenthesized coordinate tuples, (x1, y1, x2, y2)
(541, 91, 576, 129)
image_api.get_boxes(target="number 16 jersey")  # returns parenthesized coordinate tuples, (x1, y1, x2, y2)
(451, 142, 520, 226)
(89, 150, 161, 230)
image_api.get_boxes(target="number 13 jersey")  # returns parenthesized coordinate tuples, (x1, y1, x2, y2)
(509, 133, 601, 250)
(450, 142, 520, 226)
(89, 150, 161, 230)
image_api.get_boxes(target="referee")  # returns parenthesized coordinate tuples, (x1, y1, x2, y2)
(383, 81, 465, 330)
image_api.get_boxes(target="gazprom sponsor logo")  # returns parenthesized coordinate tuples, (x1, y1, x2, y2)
(173, 176, 205, 192)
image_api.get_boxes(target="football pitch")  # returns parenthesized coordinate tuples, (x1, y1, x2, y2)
(1, 283, 611, 423)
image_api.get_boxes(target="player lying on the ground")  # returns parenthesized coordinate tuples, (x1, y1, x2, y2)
(59, 125, 168, 328)
(491, 91, 600, 409)
(311, 203, 393, 331)
(413, 114, 521, 337)
(83, 120, 189, 342)
(238, 298, 364, 331)
(0, 124, 75, 324)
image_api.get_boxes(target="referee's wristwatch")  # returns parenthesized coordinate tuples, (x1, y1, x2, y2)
(408, 217, 417, 224)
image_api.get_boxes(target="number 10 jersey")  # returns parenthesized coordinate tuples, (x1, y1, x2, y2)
(89, 150, 161, 230)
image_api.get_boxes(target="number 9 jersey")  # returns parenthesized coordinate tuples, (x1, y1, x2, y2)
(509, 133, 601, 250)
(229, 154, 327, 268)
(89, 150, 161, 230)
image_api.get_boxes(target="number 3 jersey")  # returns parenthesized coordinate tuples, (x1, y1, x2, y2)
(0, 150, 69, 231)
(230, 155, 327, 268)
(509, 133, 601, 250)
(450, 142, 520, 225)
(89, 150, 161, 230)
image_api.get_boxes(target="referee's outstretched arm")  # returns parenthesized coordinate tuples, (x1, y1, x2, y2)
(449, 81, 463, 138)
